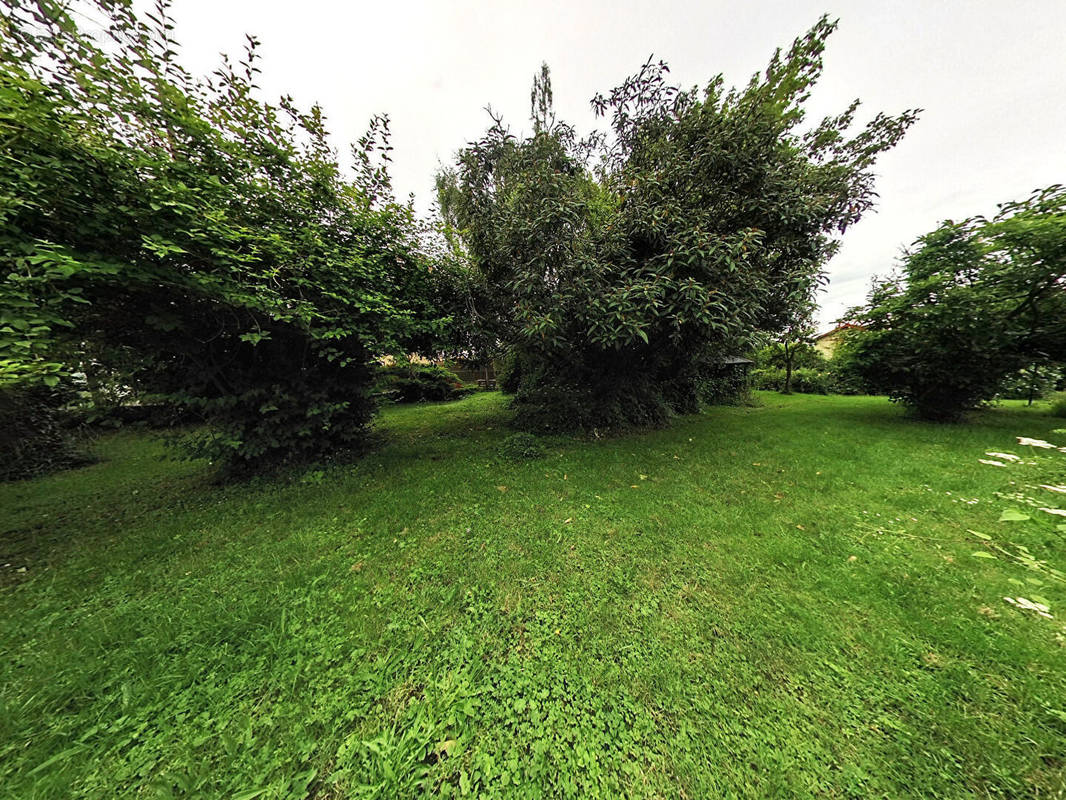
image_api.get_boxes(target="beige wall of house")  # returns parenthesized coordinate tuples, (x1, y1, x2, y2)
(814, 330, 844, 358)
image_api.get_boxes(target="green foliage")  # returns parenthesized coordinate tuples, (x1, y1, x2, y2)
(512, 361, 676, 434)
(0, 1, 447, 473)
(824, 343, 869, 396)
(497, 431, 545, 460)
(997, 363, 1065, 401)
(697, 363, 753, 405)
(845, 186, 1066, 421)
(754, 342, 828, 372)
(751, 366, 831, 394)
(0, 384, 90, 481)
(1050, 393, 1066, 418)
(444, 17, 917, 433)
(374, 363, 472, 404)
(4, 393, 1066, 797)
(494, 349, 522, 396)
(761, 299, 820, 394)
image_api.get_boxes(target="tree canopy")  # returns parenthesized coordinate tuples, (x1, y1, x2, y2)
(0, 0, 449, 472)
(841, 185, 1066, 420)
(441, 17, 918, 431)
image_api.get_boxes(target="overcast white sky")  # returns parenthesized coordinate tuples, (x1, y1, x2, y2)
(159, 0, 1065, 330)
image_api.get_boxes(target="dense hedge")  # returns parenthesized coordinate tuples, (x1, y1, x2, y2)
(373, 364, 472, 404)
(751, 367, 829, 394)
(0, 385, 90, 482)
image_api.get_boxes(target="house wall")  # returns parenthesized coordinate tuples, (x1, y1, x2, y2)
(814, 332, 842, 358)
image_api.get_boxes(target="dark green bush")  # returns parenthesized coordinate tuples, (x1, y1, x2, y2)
(997, 364, 1065, 401)
(751, 367, 832, 394)
(826, 362, 866, 395)
(498, 432, 545, 460)
(0, 385, 91, 481)
(790, 368, 831, 395)
(751, 368, 785, 391)
(1, 3, 450, 475)
(374, 364, 471, 403)
(511, 361, 674, 434)
(698, 365, 753, 405)
(495, 349, 522, 395)
(844, 190, 1066, 421)
(1050, 393, 1066, 418)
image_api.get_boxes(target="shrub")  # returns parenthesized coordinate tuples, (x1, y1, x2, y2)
(498, 432, 545, 460)
(698, 364, 753, 405)
(511, 361, 675, 434)
(751, 368, 785, 392)
(374, 364, 471, 404)
(0, 384, 91, 481)
(997, 364, 1066, 401)
(1050, 393, 1066, 418)
(495, 349, 522, 395)
(751, 367, 831, 394)
(790, 368, 831, 395)
(826, 357, 867, 395)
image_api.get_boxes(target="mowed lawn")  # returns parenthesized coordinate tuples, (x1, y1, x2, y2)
(2, 393, 1065, 799)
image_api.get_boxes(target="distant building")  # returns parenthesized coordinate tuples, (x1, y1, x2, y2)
(813, 324, 863, 358)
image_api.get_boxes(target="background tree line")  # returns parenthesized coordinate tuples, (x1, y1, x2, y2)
(11, 1, 1061, 482)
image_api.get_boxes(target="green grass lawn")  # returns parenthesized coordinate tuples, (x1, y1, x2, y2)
(2, 393, 1065, 798)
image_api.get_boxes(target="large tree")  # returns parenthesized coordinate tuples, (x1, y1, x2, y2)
(0, 0, 447, 474)
(842, 185, 1066, 420)
(443, 18, 917, 432)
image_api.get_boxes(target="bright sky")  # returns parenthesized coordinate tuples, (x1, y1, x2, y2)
(159, 0, 1065, 330)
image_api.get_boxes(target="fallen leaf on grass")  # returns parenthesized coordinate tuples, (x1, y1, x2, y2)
(921, 652, 943, 669)
(998, 509, 1030, 522)
(1017, 437, 1057, 449)
(436, 739, 458, 756)
(1004, 596, 1053, 618)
